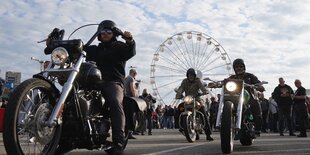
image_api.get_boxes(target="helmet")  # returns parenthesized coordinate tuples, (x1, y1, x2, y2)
(98, 20, 116, 31)
(232, 58, 246, 73)
(186, 68, 196, 78)
(97, 20, 117, 41)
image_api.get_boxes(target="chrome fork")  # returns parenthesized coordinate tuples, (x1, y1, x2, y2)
(45, 51, 86, 127)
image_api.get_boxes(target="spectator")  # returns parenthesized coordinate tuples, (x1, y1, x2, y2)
(272, 77, 295, 136)
(209, 96, 219, 131)
(124, 69, 138, 97)
(174, 106, 179, 129)
(292, 79, 308, 137)
(162, 105, 169, 129)
(268, 95, 279, 133)
(259, 93, 269, 133)
(0, 77, 5, 97)
(140, 88, 156, 135)
(156, 105, 164, 129)
(167, 105, 175, 129)
(124, 69, 138, 139)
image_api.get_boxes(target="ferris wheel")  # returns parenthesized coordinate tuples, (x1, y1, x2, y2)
(150, 31, 233, 106)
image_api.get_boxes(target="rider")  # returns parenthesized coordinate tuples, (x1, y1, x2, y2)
(85, 20, 136, 155)
(176, 68, 214, 141)
(229, 58, 264, 136)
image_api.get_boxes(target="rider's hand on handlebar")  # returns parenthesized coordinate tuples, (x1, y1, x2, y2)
(122, 31, 133, 43)
(208, 82, 219, 88)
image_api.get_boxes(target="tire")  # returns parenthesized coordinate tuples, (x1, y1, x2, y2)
(3, 78, 61, 155)
(239, 129, 253, 146)
(220, 101, 234, 154)
(181, 114, 196, 143)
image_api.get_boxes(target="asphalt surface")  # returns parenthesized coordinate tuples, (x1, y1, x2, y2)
(1, 129, 310, 155)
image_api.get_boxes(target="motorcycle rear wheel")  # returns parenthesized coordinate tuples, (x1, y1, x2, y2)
(180, 114, 196, 143)
(3, 78, 61, 155)
(220, 101, 234, 154)
(239, 129, 253, 146)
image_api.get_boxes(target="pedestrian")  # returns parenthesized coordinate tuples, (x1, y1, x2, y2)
(272, 77, 296, 136)
(292, 79, 308, 137)
(124, 69, 138, 97)
(84, 20, 135, 155)
(167, 105, 175, 129)
(259, 93, 269, 133)
(0, 77, 5, 97)
(140, 88, 156, 135)
(209, 96, 219, 131)
(124, 69, 138, 139)
(268, 94, 279, 133)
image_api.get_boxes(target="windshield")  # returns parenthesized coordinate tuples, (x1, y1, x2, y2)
(67, 24, 99, 46)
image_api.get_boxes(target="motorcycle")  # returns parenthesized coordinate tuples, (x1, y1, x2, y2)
(177, 93, 206, 143)
(3, 21, 146, 155)
(205, 78, 267, 154)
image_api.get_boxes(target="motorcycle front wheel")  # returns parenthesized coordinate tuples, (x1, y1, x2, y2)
(180, 114, 196, 143)
(220, 101, 235, 154)
(239, 129, 253, 146)
(3, 78, 61, 155)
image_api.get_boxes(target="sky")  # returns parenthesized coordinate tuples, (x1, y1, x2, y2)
(1, 0, 310, 105)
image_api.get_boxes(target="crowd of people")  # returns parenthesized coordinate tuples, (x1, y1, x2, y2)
(125, 58, 309, 142)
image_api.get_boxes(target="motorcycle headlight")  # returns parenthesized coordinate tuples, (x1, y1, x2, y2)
(225, 81, 237, 92)
(51, 47, 69, 65)
(184, 96, 193, 104)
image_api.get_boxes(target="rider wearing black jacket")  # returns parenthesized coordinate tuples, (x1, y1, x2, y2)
(85, 20, 136, 155)
(229, 58, 264, 136)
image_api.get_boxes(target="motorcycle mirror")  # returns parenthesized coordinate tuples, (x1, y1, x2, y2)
(261, 81, 268, 84)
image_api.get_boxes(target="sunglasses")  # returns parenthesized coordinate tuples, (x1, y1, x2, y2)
(101, 29, 113, 34)
(235, 65, 244, 69)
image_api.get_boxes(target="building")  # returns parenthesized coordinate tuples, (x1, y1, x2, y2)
(5, 71, 21, 88)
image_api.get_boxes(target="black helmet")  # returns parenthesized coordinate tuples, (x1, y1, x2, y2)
(186, 68, 196, 78)
(97, 20, 117, 41)
(98, 20, 116, 31)
(233, 58, 246, 72)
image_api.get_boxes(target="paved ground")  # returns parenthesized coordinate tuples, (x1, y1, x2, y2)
(1, 129, 310, 155)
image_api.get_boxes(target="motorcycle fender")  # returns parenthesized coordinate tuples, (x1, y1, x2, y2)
(123, 96, 147, 112)
(33, 74, 60, 95)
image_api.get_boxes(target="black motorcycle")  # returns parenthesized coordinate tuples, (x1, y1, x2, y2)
(205, 78, 267, 154)
(3, 21, 146, 155)
(177, 94, 206, 142)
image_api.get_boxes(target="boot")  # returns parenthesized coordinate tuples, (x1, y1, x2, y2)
(111, 143, 124, 155)
(128, 130, 136, 139)
(206, 134, 214, 141)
